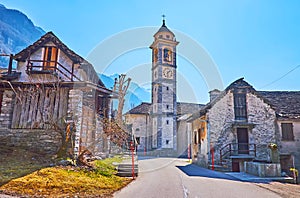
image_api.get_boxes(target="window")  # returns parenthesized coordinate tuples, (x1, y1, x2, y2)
(136, 137, 140, 144)
(234, 93, 247, 120)
(166, 140, 169, 145)
(281, 123, 294, 141)
(166, 105, 169, 110)
(153, 48, 158, 63)
(198, 128, 201, 143)
(43, 46, 58, 70)
(135, 128, 140, 132)
(166, 86, 169, 91)
(166, 120, 169, 125)
(163, 48, 172, 62)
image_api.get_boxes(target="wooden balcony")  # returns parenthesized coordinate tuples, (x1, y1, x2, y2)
(26, 59, 80, 81)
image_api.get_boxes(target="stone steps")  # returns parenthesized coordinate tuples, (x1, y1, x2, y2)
(116, 157, 139, 177)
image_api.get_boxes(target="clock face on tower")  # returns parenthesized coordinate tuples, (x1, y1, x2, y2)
(162, 67, 173, 79)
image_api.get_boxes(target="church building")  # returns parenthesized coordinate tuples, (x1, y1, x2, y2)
(125, 19, 202, 156)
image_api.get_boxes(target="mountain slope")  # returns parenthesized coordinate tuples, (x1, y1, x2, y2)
(99, 74, 151, 113)
(0, 4, 45, 67)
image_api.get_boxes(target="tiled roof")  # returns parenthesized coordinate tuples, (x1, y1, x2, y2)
(258, 91, 300, 119)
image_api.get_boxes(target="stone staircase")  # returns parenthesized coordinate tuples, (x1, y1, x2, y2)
(116, 156, 138, 177)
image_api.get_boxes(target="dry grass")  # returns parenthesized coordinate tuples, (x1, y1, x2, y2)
(0, 148, 131, 197)
(0, 166, 131, 197)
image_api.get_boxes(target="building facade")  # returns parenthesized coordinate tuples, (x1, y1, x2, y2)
(0, 32, 114, 157)
(190, 78, 300, 178)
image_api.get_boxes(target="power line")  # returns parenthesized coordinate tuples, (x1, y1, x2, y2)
(260, 64, 300, 89)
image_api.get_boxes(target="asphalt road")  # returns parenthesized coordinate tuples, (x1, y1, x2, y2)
(114, 157, 281, 198)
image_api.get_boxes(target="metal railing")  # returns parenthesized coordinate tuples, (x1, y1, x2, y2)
(220, 143, 256, 165)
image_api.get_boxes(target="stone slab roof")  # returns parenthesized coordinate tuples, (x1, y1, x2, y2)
(177, 102, 204, 115)
(258, 91, 300, 119)
(195, 78, 300, 120)
(14, 31, 105, 87)
(125, 102, 204, 115)
(126, 102, 151, 115)
(14, 31, 84, 63)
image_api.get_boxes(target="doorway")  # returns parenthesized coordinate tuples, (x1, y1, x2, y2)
(232, 160, 240, 172)
(237, 128, 249, 154)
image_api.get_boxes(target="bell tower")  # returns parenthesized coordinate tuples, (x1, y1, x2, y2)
(150, 17, 179, 151)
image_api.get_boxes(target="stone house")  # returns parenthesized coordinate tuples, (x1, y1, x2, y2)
(124, 102, 151, 152)
(189, 78, 300, 176)
(124, 102, 202, 156)
(0, 32, 114, 157)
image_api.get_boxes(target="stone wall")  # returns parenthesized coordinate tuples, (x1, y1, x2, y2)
(0, 90, 14, 128)
(206, 91, 277, 164)
(245, 162, 281, 177)
(247, 93, 277, 160)
(207, 91, 235, 163)
(0, 129, 62, 154)
(125, 114, 151, 151)
(68, 89, 83, 157)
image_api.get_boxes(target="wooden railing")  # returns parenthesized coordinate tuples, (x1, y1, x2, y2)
(220, 143, 256, 165)
(26, 60, 81, 81)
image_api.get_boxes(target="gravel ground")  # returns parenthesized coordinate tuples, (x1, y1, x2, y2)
(256, 182, 300, 198)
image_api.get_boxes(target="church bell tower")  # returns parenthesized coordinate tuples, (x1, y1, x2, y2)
(150, 17, 179, 151)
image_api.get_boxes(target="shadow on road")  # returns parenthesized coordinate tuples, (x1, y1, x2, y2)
(176, 164, 239, 181)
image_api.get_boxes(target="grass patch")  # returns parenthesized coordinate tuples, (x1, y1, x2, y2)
(0, 147, 51, 186)
(0, 151, 131, 197)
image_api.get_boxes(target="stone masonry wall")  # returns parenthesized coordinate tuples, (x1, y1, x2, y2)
(0, 90, 14, 128)
(0, 129, 62, 154)
(68, 89, 83, 157)
(125, 114, 151, 151)
(206, 91, 277, 165)
(247, 93, 277, 160)
(207, 92, 235, 163)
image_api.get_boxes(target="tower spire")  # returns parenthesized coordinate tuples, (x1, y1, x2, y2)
(162, 14, 166, 27)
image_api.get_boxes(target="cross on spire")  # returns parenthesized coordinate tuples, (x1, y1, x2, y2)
(162, 14, 166, 26)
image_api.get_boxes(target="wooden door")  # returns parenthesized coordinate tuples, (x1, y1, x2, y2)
(232, 160, 240, 172)
(43, 46, 58, 70)
(237, 128, 249, 154)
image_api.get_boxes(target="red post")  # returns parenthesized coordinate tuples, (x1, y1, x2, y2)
(130, 141, 135, 179)
(144, 146, 146, 156)
(211, 146, 215, 170)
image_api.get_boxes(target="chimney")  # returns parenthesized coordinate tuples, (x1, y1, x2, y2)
(209, 89, 221, 102)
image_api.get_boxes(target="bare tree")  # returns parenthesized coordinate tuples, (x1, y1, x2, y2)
(113, 74, 131, 126)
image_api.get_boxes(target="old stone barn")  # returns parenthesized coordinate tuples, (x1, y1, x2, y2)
(0, 32, 116, 157)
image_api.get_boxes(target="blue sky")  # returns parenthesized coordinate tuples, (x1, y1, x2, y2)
(1, 0, 300, 103)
